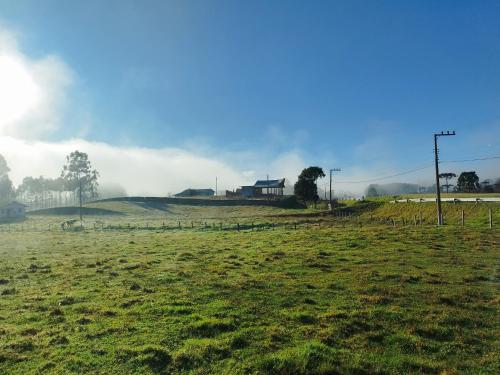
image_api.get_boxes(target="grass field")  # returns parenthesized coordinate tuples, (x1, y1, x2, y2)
(0, 201, 498, 374)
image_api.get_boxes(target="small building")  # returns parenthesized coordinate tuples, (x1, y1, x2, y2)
(174, 188, 215, 198)
(227, 178, 286, 198)
(0, 201, 27, 220)
(253, 179, 285, 196)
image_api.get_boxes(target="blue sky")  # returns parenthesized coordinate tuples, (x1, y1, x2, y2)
(0, 0, 499, 194)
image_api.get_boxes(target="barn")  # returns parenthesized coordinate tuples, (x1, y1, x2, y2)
(0, 201, 27, 220)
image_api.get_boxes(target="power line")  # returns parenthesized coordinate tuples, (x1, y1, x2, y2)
(441, 155, 500, 163)
(335, 154, 500, 184)
(335, 164, 432, 184)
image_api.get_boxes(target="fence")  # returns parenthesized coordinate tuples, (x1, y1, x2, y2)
(0, 208, 495, 233)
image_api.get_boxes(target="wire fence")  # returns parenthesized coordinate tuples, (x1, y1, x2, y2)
(0, 209, 495, 233)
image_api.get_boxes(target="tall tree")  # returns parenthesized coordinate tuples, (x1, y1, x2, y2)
(438, 172, 457, 193)
(294, 166, 325, 204)
(366, 185, 379, 197)
(0, 154, 14, 200)
(456, 171, 480, 193)
(61, 151, 99, 220)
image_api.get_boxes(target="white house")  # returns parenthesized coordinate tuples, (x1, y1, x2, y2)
(0, 201, 27, 220)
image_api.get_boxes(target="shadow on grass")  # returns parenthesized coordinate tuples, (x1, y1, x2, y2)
(28, 207, 125, 216)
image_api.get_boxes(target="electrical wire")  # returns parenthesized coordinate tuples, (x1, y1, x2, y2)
(335, 155, 500, 184)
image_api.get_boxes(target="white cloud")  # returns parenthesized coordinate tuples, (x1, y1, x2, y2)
(0, 26, 73, 138)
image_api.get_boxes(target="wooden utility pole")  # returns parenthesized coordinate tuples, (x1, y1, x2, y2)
(434, 131, 455, 225)
(329, 168, 341, 210)
(78, 172, 83, 222)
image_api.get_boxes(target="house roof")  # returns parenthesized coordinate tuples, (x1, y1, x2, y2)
(253, 178, 285, 188)
(0, 200, 28, 208)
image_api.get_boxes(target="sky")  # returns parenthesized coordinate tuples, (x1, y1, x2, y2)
(0, 0, 499, 196)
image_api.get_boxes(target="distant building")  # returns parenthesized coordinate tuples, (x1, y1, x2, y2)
(228, 178, 285, 198)
(174, 188, 215, 197)
(0, 201, 27, 220)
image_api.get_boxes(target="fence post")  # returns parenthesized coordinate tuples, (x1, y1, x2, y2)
(294, 222, 297, 230)
(413, 215, 417, 226)
(419, 211, 422, 225)
(191, 221, 194, 228)
(237, 223, 240, 232)
(461, 210, 464, 227)
(251, 222, 254, 231)
(178, 221, 181, 229)
(489, 208, 493, 229)
(392, 218, 396, 227)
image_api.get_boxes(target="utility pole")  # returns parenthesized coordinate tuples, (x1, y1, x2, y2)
(434, 131, 455, 225)
(215, 177, 218, 197)
(78, 172, 83, 222)
(329, 168, 341, 209)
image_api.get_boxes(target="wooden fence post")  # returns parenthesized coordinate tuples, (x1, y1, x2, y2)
(237, 223, 240, 231)
(178, 221, 181, 229)
(392, 218, 396, 227)
(294, 222, 297, 230)
(489, 209, 493, 229)
(461, 210, 464, 227)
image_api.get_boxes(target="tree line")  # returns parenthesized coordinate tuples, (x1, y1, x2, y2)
(0, 151, 99, 211)
(366, 171, 500, 197)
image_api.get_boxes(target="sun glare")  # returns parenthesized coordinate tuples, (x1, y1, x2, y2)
(0, 55, 41, 126)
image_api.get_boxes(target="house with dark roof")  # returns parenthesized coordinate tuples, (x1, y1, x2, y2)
(228, 178, 285, 198)
(0, 201, 27, 220)
(174, 188, 215, 197)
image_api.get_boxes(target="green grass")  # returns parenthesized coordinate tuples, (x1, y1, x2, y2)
(0, 202, 498, 374)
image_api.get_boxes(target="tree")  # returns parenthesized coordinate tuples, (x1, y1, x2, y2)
(456, 171, 480, 193)
(438, 172, 457, 193)
(61, 151, 99, 220)
(0, 154, 14, 200)
(494, 178, 500, 193)
(366, 185, 379, 197)
(480, 179, 494, 193)
(17, 176, 65, 195)
(294, 166, 325, 205)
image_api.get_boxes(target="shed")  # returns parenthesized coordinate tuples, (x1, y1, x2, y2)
(0, 201, 27, 220)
